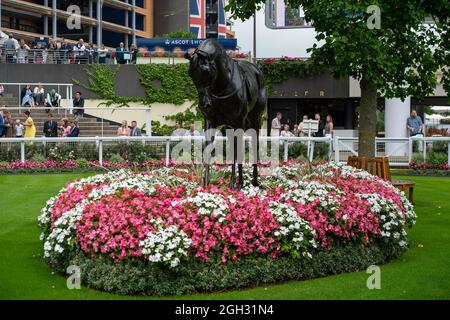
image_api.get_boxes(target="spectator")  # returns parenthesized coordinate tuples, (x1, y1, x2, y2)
(33, 43, 44, 64)
(116, 42, 127, 64)
(130, 43, 138, 64)
(2, 110, 13, 137)
(130, 121, 142, 136)
(15, 120, 24, 137)
(117, 120, 131, 136)
(4, 35, 16, 63)
(33, 83, 45, 106)
(59, 118, 72, 137)
(407, 110, 423, 136)
(68, 120, 80, 137)
(73, 38, 86, 64)
(22, 111, 36, 138)
(47, 39, 58, 63)
(58, 38, 70, 64)
(0, 110, 5, 137)
(21, 85, 35, 107)
(298, 115, 309, 136)
(73, 91, 84, 118)
(292, 124, 300, 137)
(97, 44, 109, 64)
(325, 115, 334, 137)
(86, 42, 95, 64)
(185, 123, 200, 136)
(172, 121, 186, 136)
(0, 84, 4, 96)
(280, 124, 295, 137)
(45, 89, 62, 113)
(43, 113, 58, 137)
(312, 113, 325, 137)
(17, 40, 30, 63)
(271, 112, 282, 136)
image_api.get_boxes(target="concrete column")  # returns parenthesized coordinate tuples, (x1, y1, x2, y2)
(132, 0, 136, 45)
(44, 0, 49, 36)
(89, 0, 93, 43)
(385, 97, 411, 157)
(96, 0, 102, 45)
(52, 0, 57, 39)
(124, 0, 129, 48)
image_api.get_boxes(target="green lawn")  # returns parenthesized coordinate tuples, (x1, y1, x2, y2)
(0, 173, 449, 300)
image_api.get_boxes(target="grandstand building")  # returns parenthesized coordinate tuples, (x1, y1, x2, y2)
(0, 1, 234, 47)
(0, 0, 153, 47)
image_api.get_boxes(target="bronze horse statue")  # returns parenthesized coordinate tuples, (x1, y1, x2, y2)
(186, 39, 266, 188)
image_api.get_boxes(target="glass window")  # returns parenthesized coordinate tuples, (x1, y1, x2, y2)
(265, 0, 313, 29)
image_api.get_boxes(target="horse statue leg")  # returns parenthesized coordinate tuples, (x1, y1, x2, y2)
(252, 130, 259, 187)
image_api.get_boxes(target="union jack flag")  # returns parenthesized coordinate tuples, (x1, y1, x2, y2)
(190, 0, 228, 39)
(189, 0, 206, 38)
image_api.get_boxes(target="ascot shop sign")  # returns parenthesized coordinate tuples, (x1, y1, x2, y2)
(136, 38, 238, 51)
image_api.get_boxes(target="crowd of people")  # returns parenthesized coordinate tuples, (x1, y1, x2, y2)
(1, 35, 138, 65)
(271, 112, 334, 138)
(0, 110, 80, 138)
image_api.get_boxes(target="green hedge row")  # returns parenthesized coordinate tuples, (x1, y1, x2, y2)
(48, 241, 404, 296)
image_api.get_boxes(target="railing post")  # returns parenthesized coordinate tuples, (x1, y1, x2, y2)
(146, 109, 152, 136)
(98, 139, 103, 166)
(165, 139, 171, 166)
(334, 136, 339, 163)
(408, 138, 413, 163)
(309, 141, 315, 162)
(20, 141, 25, 163)
(448, 142, 450, 166)
(422, 137, 426, 163)
(283, 139, 288, 162)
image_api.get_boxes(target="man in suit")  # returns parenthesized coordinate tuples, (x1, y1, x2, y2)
(116, 42, 127, 64)
(73, 91, 85, 119)
(43, 113, 58, 137)
(130, 120, 142, 136)
(68, 120, 80, 137)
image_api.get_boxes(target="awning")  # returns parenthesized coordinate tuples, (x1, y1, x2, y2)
(136, 38, 238, 51)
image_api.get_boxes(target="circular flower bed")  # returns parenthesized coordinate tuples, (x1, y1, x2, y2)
(39, 162, 417, 295)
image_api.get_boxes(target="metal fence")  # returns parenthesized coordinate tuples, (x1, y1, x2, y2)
(0, 135, 448, 166)
(0, 136, 333, 165)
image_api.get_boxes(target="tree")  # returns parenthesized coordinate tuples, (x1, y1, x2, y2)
(227, 0, 449, 157)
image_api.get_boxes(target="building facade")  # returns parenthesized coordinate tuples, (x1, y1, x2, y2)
(0, 0, 154, 47)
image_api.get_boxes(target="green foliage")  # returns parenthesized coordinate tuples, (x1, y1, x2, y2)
(158, 29, 197, 39)
(103, 142, 163, 162)
(136, 64, 198, 105)
(57, 241, 403, 296)
(256, 58, 321, 94)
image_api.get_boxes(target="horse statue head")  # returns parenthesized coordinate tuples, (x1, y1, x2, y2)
(185, 39, 229, 110)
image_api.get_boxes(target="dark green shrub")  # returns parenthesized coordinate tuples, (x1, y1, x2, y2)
(49, 241, 404, 296)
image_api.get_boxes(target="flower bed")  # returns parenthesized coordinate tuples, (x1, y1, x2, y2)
(38, 162, 417, 295)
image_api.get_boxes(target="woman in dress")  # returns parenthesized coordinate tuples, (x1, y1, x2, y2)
(3, 110, 14, 137)
(22, 111, 36, 138)
(117, 120, 131, 136)
(21, 85, 35, 107)
(325, 114, 334, 137)
(60, 118, 72, 137)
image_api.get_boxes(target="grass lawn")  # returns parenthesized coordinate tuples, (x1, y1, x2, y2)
(0, 173, 449, 300)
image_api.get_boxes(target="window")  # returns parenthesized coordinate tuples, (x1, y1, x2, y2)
(265, 0, 312, 29)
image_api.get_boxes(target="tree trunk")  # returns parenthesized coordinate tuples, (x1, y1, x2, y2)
(358, 79, 378, 158)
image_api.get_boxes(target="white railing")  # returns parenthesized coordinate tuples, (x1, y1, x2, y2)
(1, 135, 448, 167)
(0, 135, 333, 165)
(333, 136, 450, 166)
(0, 83, 73, 108)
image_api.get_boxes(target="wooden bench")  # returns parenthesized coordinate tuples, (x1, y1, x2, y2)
(347, 156, 415, 203)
